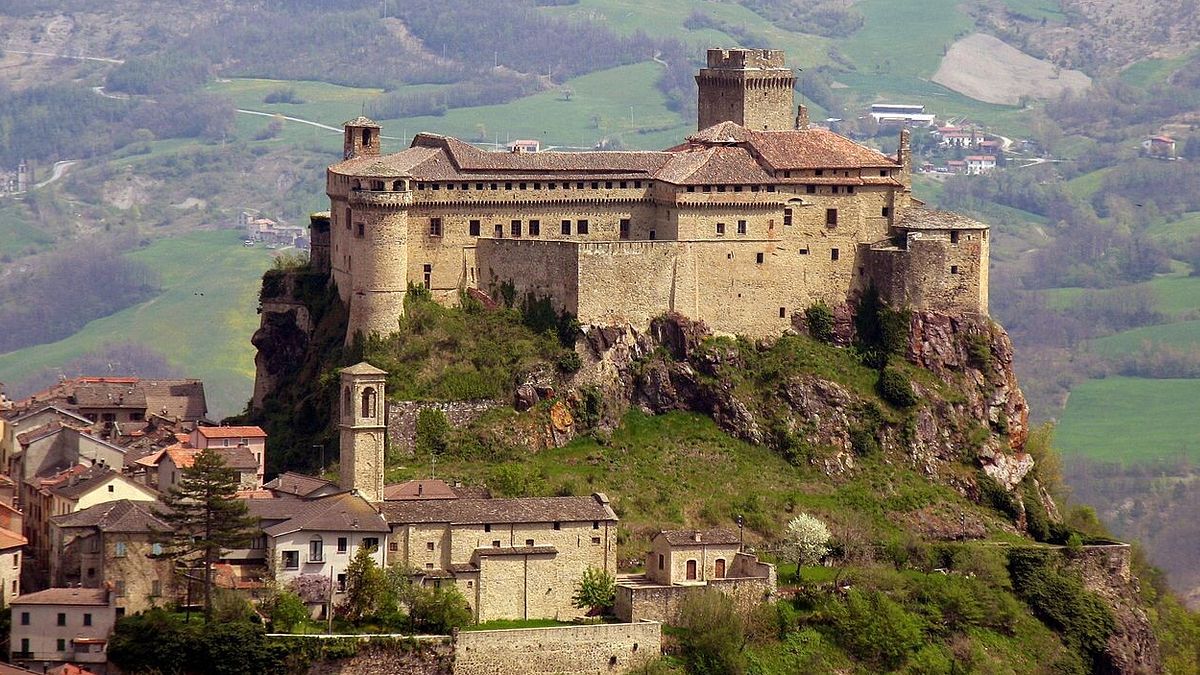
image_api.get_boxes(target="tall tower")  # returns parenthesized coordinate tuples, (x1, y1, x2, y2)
(338, 362, 387, 502)
(343, 116, 381, 160)
(696, 48, 796, 132)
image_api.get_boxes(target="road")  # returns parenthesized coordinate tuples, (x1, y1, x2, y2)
(235, 109, 405, 141)
(33, 160, 78, 190)
(3, 48, 124, 64)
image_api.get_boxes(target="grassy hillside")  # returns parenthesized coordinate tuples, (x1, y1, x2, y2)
(0, 230, 273, 418)
(1056, 377, 1200, 463)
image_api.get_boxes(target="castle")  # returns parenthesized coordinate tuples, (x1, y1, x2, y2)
(313, 48, 989, 342)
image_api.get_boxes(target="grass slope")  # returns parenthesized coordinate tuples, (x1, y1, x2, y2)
(1056, 376, 1200, 462)
(0, 231, 273, 418)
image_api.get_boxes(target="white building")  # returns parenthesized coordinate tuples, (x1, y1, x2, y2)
(10, 587, 116, 672)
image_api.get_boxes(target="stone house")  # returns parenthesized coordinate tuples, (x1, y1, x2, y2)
(646, 529, 741, 585)
(9, 587, 115, 674)
(0, 407, 92, 474)
(964, 155, 997, 175)
(144, 443, 262, 492)
(189, 426, 267, 483)
(0, 521, 26, 601)
(243, 491, 389, 607)
(1142, 135, 1177, 158)
(263, 471, 342, 499)
(49, 500, 176, 616)
(381, 493, 619, 622)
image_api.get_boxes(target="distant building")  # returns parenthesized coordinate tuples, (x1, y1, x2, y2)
(1141, 135, 1176, 158)
(964, 155, 997, 175)
(870, 103, 936, 126)
(244, 213, 307, 247)
(9, 587, 116, 673)
(506, 139, 540, 153)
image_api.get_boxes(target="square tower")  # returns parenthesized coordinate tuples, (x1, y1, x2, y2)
(338, 362, 387, 502)
(342, 116, 381, 160)
(696, 48, 796, 132)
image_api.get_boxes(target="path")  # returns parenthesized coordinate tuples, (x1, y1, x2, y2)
(235, 109, 404, 141)
(3, 48, 124, 64)
(33, 160, 78, 190)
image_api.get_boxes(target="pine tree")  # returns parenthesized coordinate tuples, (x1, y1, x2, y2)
(153, 448, 259, 621)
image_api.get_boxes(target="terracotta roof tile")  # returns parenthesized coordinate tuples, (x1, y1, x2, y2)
(50, 499, 167, 533)
(0, 526, 26, 551)
(196, 426, 267, 439)
(261, 492, 389, 537)
(264, 472, 338, 498)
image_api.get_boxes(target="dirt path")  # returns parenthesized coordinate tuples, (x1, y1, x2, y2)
(932, 33, 1091, 105)
(3, 48, 124, 64)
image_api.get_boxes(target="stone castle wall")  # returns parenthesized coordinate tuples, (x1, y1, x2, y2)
(386, 400, 503, 455)
(866, 229, 988, 315)
(614, 575, 775, 624)
(453, 622, 661, 675)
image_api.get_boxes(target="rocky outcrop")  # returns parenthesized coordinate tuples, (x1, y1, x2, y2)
(1072, 545, 1163, 674)
(251, 291, 314, 411)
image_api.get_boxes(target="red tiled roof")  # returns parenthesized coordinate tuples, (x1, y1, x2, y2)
(196, 426, 267, 439)
(0, 526, 26, 551)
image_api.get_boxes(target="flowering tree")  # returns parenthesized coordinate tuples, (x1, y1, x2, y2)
(290, 574, 332, 605)
(782, 512, 831, 571)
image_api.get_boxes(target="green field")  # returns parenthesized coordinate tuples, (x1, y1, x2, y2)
(1056, 376, 1200, 462)
(1087, 320, 1200, 357)
(0, 231, 273, 419)
(0, 198, 55, 257)
(1145, 211, 1200, 245)
(1063, 166, 1115, 200)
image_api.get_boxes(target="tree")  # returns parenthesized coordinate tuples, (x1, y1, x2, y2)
(341, 545, 388, 622)
(781, 513, 831, 572)
(679, 589, 746, 675)
(572, 566, 616, 615)
(153, 448, 259, 621)
(409, 584, 473, 633)
(270, 590, 308, 633)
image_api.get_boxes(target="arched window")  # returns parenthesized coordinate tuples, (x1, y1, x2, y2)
(361, 387, 376, 419)
(343, 387, 351, 418)
(309, 536, 323, 563)
(392, 180, 404, 191)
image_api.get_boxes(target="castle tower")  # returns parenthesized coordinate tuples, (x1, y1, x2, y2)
(343, 116, 381, 160)
(338, 362, 387, 503)
(15, 160, 28, 193)
(696, 48, 796, 132)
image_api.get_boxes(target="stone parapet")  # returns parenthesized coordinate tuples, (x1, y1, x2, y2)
(348, 190, 413, 208)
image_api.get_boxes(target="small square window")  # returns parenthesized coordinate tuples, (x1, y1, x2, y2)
(525, 539, 534, 546)
(19, 611, 28, 626)
(57, 613, 66, 626)
(756, 252, 764, 264)
(561, 220, 571, 235)
(806, 185, 816, 194)
(389, 542, 399, 552)
(484, 524, 492, 532)
(950, 265, 960, 274)
(530, 219, 541, 236)
(553, 522, 561, 530)
(592, 537, 601, 545)
(779, 307, 786, 318)
(737, 220, 747, 235)
(826, 209, 838, 226)
(831, 248, 840, 261)
(716, 222, 725, 235)
(577, 219, 589, 235)
(492, 540, 501, 548)
(882, 207, 891, 217)
(511, 220, 522, 237)
(469, 220, 481, 236)
(57, 638, 65, 652)
(430, 218, 443, 237)
(950, 231, 960, 244)
(83, 613, 92, 626)
(427, 541, 435, 551)
(593, 521, 599, 529)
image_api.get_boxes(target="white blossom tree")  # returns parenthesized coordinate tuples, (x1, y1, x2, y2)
(782, 512, 831, 572)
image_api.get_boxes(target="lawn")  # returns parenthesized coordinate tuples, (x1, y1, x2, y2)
(1055, 376, 1200, 463)
(0, 230, 274, 419)
(1119, 50, 1196, 87)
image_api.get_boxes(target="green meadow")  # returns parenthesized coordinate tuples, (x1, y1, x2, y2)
(0, 230, 273, 418)
(1055, 376, 1200, 463)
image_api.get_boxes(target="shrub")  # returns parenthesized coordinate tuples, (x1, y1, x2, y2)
(1007, 548, 1117, 668)
(556, 350, 582, 373)
(829, 589, 926, 670)
(977, 472, 1020, 521)
(270, 590, 308, 632)
(877, 368, 918, 408)
(409, 585, 473, 633)
(966, 331, 993, 371)
(415, 407, 450, 457)
(679, 589, 746, 675)
(572, 566, 616, 615)
(804, 302, 835, 343)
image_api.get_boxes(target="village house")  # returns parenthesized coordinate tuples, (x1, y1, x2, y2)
(646, 528, 741, 584)
(137, 426, 267, 492)
(49, 499, 176, 616)
(9, 587, 116, 674)
(2, 377, 207, 429)
(0, 507, 26, 601)
(964, 155, 997, 175)
(263, 471, 342, 499)
(1142, 135, 1177, 158)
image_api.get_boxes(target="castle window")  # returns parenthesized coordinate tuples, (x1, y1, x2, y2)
(426, 542, 435, 551)
(361, 128, 373, 147)
(880, 170, 888, 176)
(416, 183, 425, 190)
(951, 265, 960, 275)
(432, 183, 440, 191)
(783, 171, 791, 178)
(806, 185, 816, 194)
(490, 183, 498, 190)
(649, 229, 656, 240)
(593, 521, 600, 529)
(815, 169, 824, 176)
(716, 222, 725, 236)
(446, 183, 454, 190)
(635, 181, 643, 188)
(422, 265, 432, 290)
(476, 183, 484, 190)
(343, 387, 351, 416)
(658, 554, 664, 570)
(470, 220, 481, 236)
(831, 186, 840, 194)
(779, 307, 786, 318)
(511, 220, 522, 237)
(519, 182, 527, 190)
(605, 181, 613, 189)
(577, 182, 585, 189)
(687, 186, 695, 192)
(492, 540, 501, 548)
(345, 208, 351, 230)
(484, 524, 492, 532)
(766, 185, 776, 192)
(734, 185, 742, 192)
(530, 220, 541, 236)
(562, 182, 570, 190)
(882, 207, 891, 217)
(561, 220, 571, 235)
(392, 180, 404, 191)
(577, 219, 589, 234)
(756, 252, 764, 264)
(362, 387, 377, 418)
(505, 182, 512, 190)
(619, 181, 627, 189)
(356, 223, 364, 238)
(783, 208, 793, 227)
(525, 539, 534, 546)
(717, 185, 726, 192)
(737, 220, 747, 235)
(430, 218, 443, 237)
(592, 537, 601, 544)
(534, 182, 541, 189)
(592, 182, 600, 189)
(495, 224, 503, 238)
(831, 248, 840, 261)
(751, 185, 760, 192)
(553, 522, 561, 530)
(702, 185, 711, 193)
(548, 182, 556, 190)
(620, 219, 630, 240)
(826, 209, 838, 227)
(950, 231, 960, 244)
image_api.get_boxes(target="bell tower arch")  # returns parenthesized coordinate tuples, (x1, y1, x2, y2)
(338, 362, 388, 502)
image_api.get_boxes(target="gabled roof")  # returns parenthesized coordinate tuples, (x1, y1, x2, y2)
(383, 479, 458, 501)
(243, 496, 309, 522)
(261, 492, 390, 537)
(0, 527, 26, 551)
(340, 362, 388, 376)
(196, 425, 267, 440)
(382, 493, 617, 526)
(655, 528, 741, 546)
(73, 380, 146, 410)
(11, 587, 109, 606)
(50, 499, 167, 533)
(5, 405, 92, 428)
(475, 545, 557, 557)
(47, 466, 153, 501)
(264, 472, 339, 498)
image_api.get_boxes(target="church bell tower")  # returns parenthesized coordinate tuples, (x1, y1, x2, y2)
(339, 362, 387, 502)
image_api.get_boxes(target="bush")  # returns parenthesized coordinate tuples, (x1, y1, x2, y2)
(829, 589, 925, 670)
(679, 589, 746, 675)
(804, 302, 835, 343)
(572, 566, 616, 615)
(556, 350, 582, 373)
(415, 407, 450, 457)
(409, 585, 472, 633)
(270, 590, 308, 632)
(1007, 548, 1117, 668)
(877, 368, 918, 408)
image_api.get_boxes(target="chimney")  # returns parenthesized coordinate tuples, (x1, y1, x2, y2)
(417, 483, 423, 496)
(693, 531, 702, 543)
(795, 104, 809, 130)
